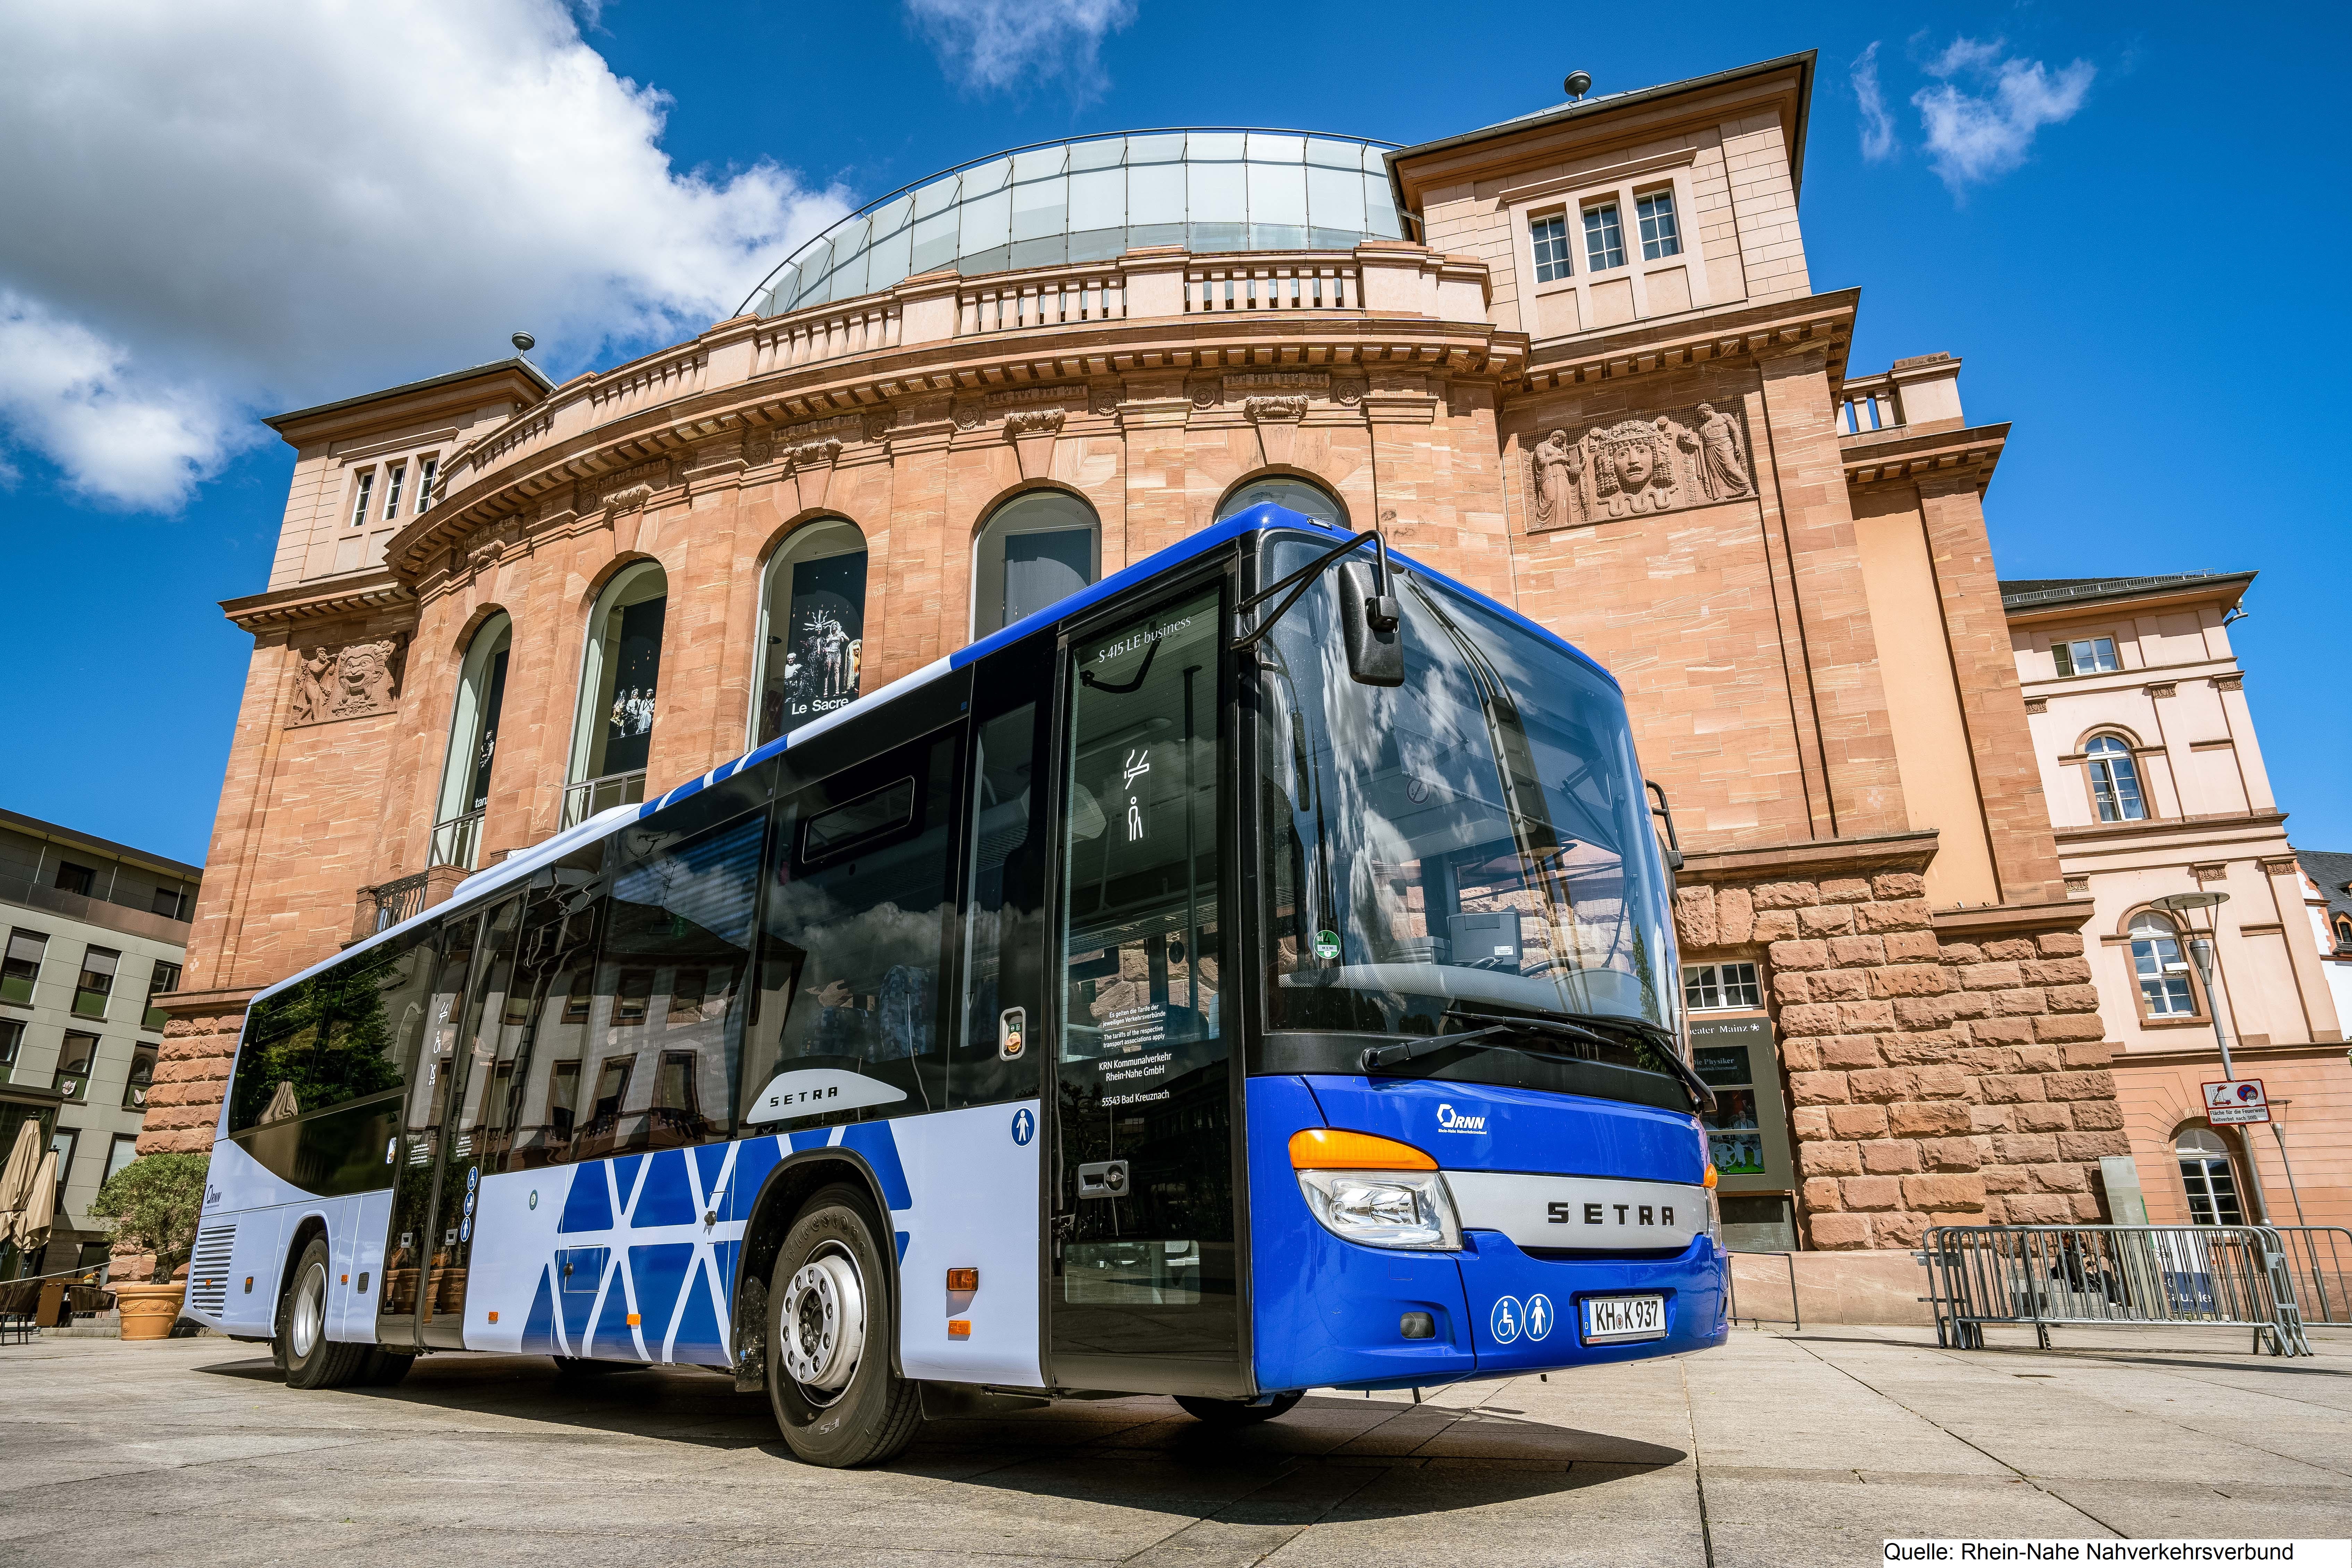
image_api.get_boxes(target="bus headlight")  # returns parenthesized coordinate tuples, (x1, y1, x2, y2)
(1296, 1169, 1462, 1251)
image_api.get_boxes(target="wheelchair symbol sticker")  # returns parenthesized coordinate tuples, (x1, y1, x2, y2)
(1524, 1292, 1554, 1341)
(1011, 1108, 1036, 1146)
(1491, 1295, 1524, 1344)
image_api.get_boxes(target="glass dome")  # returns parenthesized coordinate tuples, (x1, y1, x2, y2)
(741, 129, 1402, 319)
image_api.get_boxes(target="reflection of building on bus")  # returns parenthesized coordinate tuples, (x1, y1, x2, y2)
(157, 52, 2187, 1351)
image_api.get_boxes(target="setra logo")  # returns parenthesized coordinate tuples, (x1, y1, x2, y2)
(1435, 1102, 1487, 1134)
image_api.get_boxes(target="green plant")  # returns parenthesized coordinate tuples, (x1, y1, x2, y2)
(89, 1152, 210, 1284)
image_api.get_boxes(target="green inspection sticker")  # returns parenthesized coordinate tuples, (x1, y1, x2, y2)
(1314, 930, 1342, 960)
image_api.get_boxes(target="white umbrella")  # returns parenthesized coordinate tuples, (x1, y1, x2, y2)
(15, 1150, 58, 1264)
(0, 1119, 43, 1251)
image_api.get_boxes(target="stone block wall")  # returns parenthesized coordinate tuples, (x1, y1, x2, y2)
(1675, 865, 2126, 1250)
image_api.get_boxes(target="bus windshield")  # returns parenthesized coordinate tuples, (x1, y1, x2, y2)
(1256, 534, 1682, 1095)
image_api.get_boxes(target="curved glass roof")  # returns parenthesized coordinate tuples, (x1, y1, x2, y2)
(741, 129, 1403, 320)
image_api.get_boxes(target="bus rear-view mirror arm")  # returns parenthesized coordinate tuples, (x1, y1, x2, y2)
(1646, 780, 1685, 873)
(1229, 528, 1403, 687)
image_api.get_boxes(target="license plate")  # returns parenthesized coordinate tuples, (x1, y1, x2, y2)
(1582, 1294, 1665, 1344)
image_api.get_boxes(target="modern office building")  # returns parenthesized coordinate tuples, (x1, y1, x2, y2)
(0, 809, 201, 1277)
(147, 52, 2159, 1299)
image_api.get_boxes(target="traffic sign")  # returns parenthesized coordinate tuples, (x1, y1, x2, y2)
(2202, 1079, 2269, 1125)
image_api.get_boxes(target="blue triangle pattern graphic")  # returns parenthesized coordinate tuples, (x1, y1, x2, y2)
(611, 1153, 646, 1215)
(557, 1164, 611, 1234)
(671, 1258, 726, 1367)
(518, 1265, 558, 1356)
(631, 1150, 697, 1228)
(589, 1266, 636, 1359)
(627, 1243, 694, 1354)
(691, 1142, 730, 1204)
(842, 1122, 913, 1211)
(728, 1137, 781, 1222)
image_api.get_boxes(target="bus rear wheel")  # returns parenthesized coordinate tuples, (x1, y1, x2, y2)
(765, 1184, 920, 1467)
(1175, 1392, 1303, 1426)
(279, 1237, 368, 1390)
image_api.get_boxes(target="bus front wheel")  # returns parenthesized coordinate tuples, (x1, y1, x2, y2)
(1175, 1392, 1304, 1426)
(278, 1236, 368, 1390)
(765, 1183, 921, 1467)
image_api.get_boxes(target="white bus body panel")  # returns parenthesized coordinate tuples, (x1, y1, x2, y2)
(186, 1138, 393, 1343)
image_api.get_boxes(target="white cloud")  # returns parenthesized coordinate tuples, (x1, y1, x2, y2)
(0, 291, 243, 509)
(0, 0, 850, 513)
(1851, 42, 1896, 162)
(1910, 36, 2096, 192)
(904, 0, 1139, 99)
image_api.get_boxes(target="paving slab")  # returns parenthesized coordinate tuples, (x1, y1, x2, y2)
(1, 1325, 2344, 1567)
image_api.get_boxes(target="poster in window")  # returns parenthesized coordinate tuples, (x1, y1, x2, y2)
(467, 649, 509, 812)
(767, 553, 866, 738)
(603, 598, 666, 775)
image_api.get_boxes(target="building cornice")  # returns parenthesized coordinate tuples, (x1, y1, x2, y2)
(2052, 810, 2290, 849)
(1679, 827, 1938, 880)
(2001, 571, 2258, 627)
(1929, 898, 2093, 939)
(220, 570, 415, 633)
(2115, 1039, 2344, 1069)
(1512, 289, 1857, 395)
(1840, 420, 2009, 491)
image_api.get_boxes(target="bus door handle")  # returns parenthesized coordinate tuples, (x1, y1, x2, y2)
(1077, 1161, 1129, 1200)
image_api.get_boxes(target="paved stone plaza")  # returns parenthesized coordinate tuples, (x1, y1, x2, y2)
(4, 1325, 2346, 1565)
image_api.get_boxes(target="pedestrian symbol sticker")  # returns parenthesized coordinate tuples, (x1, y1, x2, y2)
(1491, 1295, 1524, 1344)
(1011, 1107, 1036, 1146)
(1524, 1293, 1554, 1341)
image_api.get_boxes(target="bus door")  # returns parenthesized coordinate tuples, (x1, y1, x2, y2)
(380, 910, 480, 1348)
(1047, 586, 1246, 1396)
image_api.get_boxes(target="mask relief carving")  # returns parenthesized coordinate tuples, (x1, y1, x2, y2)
(1526, 401, 1754, 531)
(288, 636, 406, 727)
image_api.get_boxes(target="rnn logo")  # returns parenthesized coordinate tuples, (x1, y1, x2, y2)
(1436, 1102, 1487, 1133)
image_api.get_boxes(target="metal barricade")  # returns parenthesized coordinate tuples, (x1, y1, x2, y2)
(1922, 1225, 2311, 1358)
(2272, 1227, 2352, 1326)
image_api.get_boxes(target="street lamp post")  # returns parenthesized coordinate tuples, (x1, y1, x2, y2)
(2149, 890, 2267, 1225)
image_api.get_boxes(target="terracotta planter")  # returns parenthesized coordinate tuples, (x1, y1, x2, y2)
(113, 1281, 187, 1341)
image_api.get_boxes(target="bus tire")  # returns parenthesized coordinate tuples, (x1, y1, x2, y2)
(358, 1349, 415, 1388)
(279, 1237, 367, 1390)
(1175, 1392, 1303, 1426)
(765, 1183, 920, 1468)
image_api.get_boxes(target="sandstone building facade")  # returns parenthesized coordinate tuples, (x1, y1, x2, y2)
(143, 53, 2144, 1286)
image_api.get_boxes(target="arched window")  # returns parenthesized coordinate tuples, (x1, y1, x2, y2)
(2175, 1127, 2243, 1226)
(972, 490, 1099, 637)
(2128, 911, 2200, 1019)
(2333, 913, 2352, 953)
(2085, 734, 2146, 822)
(430, 613, 510, 868)
(1218, 474, 1347, 530)
(565, 560, 667, 827)
(753, 518, 868, 746)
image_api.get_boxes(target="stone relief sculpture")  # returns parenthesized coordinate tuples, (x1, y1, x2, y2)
(288, 636, 406, 727)
(1002, 408, 1066, 438)
(1242, 395, 1308, 422)
(1525, 401, 1755, 530)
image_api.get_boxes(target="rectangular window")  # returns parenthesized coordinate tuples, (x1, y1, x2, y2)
(73, 946, 120, 1019)
(350, 469, 375, 528)
(0, 1018, 20, 1082)
(104, 1132, 139, 1189)
(546, 1061, 581, 1141)
(1636, 189, 1681, 260)
(50, 1127, 78, 1198)
(1583, 201, 1627, 271)
(54, 862, 95, 897)
(123, 1041, 157, 1110)
(228, 923, 434, 1135)
(957, 691, 1048, 1109)
(145, 959, 181, 1031)
(151, 885, 189, 920)
(2052, 636, 2119, 676)
(415, 456, 438, 513)
(381, 463, 406, 520)
(1530, 213, 1572, 282)
(56, 1032, 97, 1100)
(1683, 961, 1763, 1012)
(2, 930, 45, 1005)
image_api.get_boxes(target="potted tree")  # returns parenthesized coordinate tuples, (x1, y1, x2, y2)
(89, 1152, 209, 1341)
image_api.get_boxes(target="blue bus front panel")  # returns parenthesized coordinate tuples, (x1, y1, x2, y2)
(1247, 1075, 1730, 1394)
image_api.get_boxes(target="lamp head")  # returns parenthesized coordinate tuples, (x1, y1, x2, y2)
(1564, 71, 1593, 100)
(511, 331, 536, 354)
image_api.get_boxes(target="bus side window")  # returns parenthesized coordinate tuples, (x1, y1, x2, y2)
(954, 701, 1044, 1107)
(746, 731, 959, 1127)
(577, 810, 765, 1158)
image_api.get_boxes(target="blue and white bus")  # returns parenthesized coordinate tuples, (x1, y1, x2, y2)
(188, 505, 1728, 1465)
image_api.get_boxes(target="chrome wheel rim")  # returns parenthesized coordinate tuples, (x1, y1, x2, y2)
(779, 1243, 865, 1405)
(291, 1262, 325, 1358)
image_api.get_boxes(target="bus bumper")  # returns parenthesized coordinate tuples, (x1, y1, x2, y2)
(1453, 1229, 1729, 1371)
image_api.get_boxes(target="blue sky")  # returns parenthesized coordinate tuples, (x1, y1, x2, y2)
(1, 0, 2345, 866)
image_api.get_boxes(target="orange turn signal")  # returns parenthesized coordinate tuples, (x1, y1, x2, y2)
(948, 1319, 971, 1339)
(486, 1310, 499, 1324)
(1704, 1164, 1719, 1189)
(626, 1312, 641, 1327)
(946, 1268, 979, 1292)
(1289, 1128, 1438, 1171)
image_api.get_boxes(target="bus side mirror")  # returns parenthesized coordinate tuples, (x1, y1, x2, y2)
(1339, 561, 1403, 687)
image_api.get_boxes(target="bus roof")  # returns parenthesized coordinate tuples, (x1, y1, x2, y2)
(253, 505, 1615, 1006)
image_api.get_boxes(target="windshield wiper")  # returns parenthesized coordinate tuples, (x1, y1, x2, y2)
(1359, 1008, 1717, 1114)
